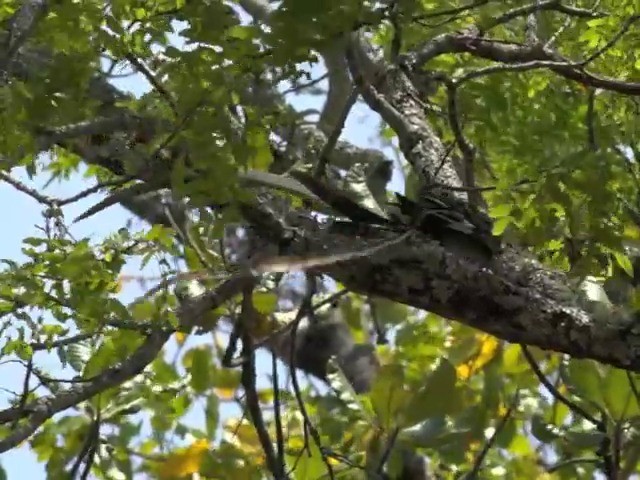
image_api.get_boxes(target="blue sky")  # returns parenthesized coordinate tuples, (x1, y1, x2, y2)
(0, 53, 399, 477)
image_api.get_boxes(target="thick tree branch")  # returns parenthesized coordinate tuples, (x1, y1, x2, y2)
(408, 30, 640, 96)
(0, 272, 253, 452)
(0, 330, 169, 453)
(241, 207, 640, 375)
(346, 33, 464, 194)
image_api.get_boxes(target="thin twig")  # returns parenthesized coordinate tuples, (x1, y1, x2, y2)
(464, 391, 519, 479)
(521, 346, 603, 428)
(482, 0, 604, 32)
(0, 171, 53, 205)
(581, 15, 640, 66)
(282, 73, 329, 95)
(586, 89, 598, 152)
(289, 275, 335, 479)
(272, 348, 286, 471)
(11, 358, 34, 430)
(125, 53, 178, 114)
(58, 176, 136, 206)
(389, 0, 402, 62)
(31, 332, 97, 351)
(376, 427, 400, 475)
(240, 291, 287, 479)
(314, 87, 360, 178)
(546, 457, 601, 473)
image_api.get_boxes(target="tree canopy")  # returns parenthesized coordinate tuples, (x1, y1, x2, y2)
(2, 0, 640, 479)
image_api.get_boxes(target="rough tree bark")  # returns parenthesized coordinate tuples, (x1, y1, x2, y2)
(1, 0, 639, 455)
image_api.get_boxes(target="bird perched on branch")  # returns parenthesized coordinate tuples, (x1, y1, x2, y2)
(242, 168, 501, 262)
(392, 190, 500, 262)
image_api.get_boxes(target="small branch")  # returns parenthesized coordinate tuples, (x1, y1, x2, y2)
(1, 0, 49, 69)
(586, 89, 598, 152)
(581, 15, 640, 66)
(389, 0, 402, 62)
(272, 348, 286, 472)
(413, 32, 640, 95)
(544, 14, 573, 48)
(30, 332, 97, 351)
(521, 346, 603, 428)
(124, 53, 178, 114)
(11, 358, 34, 430)
(442, 80, 481, 205)
(0, 330, 170, 453)
(240, 290, 286, 479)
(597, 411, 615, 479)
(282, 73, 329, 95)
(464, 391, 519, 479)
(58, 176, 136, 206)
(376, 427, 399, 475)
(0, 171, 54, 206)
(413, 0, 488, 22)
(289, 275, 335, 479)
(546, 457, 601, 473)
(314, 87, 359, 178)
(482, 0, 605, 32)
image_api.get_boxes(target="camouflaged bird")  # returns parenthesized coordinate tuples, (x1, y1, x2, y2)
(391, 189, 501, 263)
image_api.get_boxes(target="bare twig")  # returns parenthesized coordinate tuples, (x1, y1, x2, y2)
(314, 87, 360, 178)
(0, 330, 169, 453)
(376, 427, 400, 475)
(124, 53, 178, 114)
(389, 0, 402, 63)
(288, 274, 335, 479)
(586, 89, 598, 152)
(546, 457, 601, 473)
(482, 0, 605, 32)
(282, 73, 329, 95)
(240, 290, 286, 479)
(521, 346, 602, 428)
(58, 176, 136, 206)
(442, 81, 481, 205)
(272, 348, 286, 472)
(464, 391, 519, 479)
(0, 171, 54, 206)
(31, 332, 97, 351)
(413, 0, 488, 23)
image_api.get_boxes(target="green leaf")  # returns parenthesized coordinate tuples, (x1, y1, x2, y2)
(563, 430, 605, 449)
(530, 414, 561, 443)
(564, 358, 605, 410)
(602, 368, 640, 420)
(369, 298, 408, 327)
(252, 292, 278, 315)
(613, 251, 634, 278)
(369, 364, 408, 429)
(65, 341, 92, 373)
(184, 347, 213, 394)
(402, 359, 463, 426)
(489, 204, 513, 218)
(492, 216, 513, 236)
(130, 300, 157, 322)
(205, 395, 220, 438)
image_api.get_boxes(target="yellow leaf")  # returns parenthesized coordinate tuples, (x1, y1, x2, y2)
(174, 332, 187, 345)
(158, 440, 209, 479)
(456, 334, 499, 380)
(456, 364, 471, 380)
(213, 387, 236, 400)
(252, 291, 278, 314)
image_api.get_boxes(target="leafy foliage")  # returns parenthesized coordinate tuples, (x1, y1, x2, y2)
(2, 0, 640, 479)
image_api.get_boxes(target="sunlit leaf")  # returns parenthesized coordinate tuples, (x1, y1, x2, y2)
(158, 439, 210, 479)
